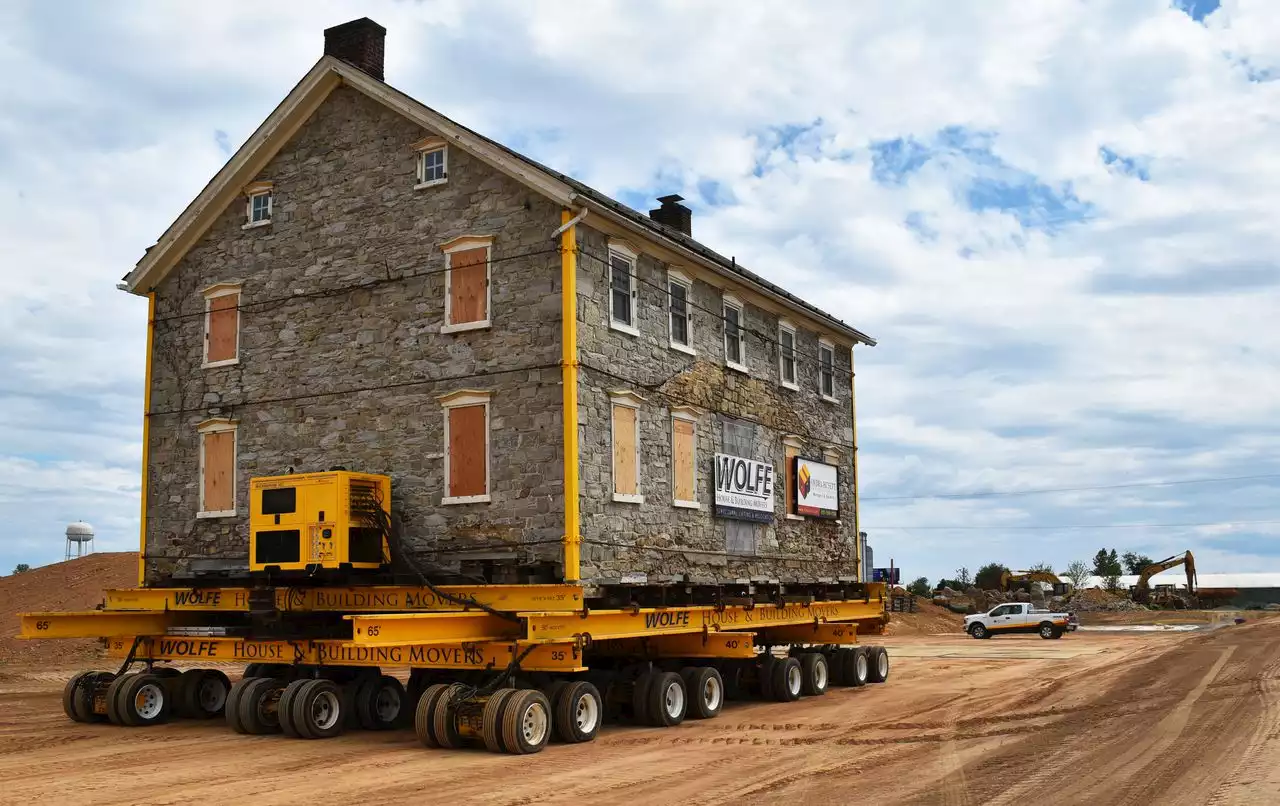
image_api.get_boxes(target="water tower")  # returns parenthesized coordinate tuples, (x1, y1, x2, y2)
(65, 521, 95, 561)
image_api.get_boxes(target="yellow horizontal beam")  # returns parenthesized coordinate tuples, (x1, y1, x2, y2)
(595, 631, 756, 660)
(347, 611, 521, 645)
(18, 610, 179, 639)
(103, 584, 585, 613)
(757, 622, 859, 645)
(105, 635, 585, 672)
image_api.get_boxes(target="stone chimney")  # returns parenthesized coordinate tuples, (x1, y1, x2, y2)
(649, 194, 692, 236)
(324, 18, 386, 80)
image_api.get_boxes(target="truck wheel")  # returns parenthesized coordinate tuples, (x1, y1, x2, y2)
(970, 623, 988, 640)
(554, 680, 604, 741)
(501, 689, 552, 754)
(800, 653, 828, 696)
(239, 677, 285, 735)
(63, 671, 95, 723)
(117, 673, 171, 727)
(758, 655, 778, 700)
(292, 679, 345, 739)
(771, 657, 803, 702)
(631, 671, 656, 725)
(827, 650, 848, 686)
(719, 660, 747, 701)
(648, 672, 687, 726)
(225, 677, 252, 734)
(1039, 623, 1056, 639)
(430, 683, 466, 749)
(681, 667, 723, 720)
(1050, 627, 1064, 640)
(355, 675, 406, 730)
(175, 669, 230, 719)
(106, 673, 139, 726)
(845, 648, 870, 687)
(482, 688, 518, 752)
(414, 683, 454, 748)
(867, 647, 890, 683)
(278, 678, 311, 737)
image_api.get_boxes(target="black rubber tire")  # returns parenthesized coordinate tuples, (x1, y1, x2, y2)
(1051, 628, 1064, 639)
(175, 669, 231, 719)
(356, 675, 406, 730)
(482, 688, 518, 753)
(867, 646, 890, 683)
(242, 663, 263, 678)
(118, 673, 171, 727)
(63, 671, 95, 723)
(847, 648, 870, 687)
(150, 667, 181, 679)
(554, 680, 603, 742)
(800, 653, 829, 696)
(647, 671, 687, 727)
(720, 660, 747, 701)
(77, 671, 114, 723)
(827, 651, 848, 686)
(758, 656, 777, 701)
(771, 657, 803, 702)
(414, 683, 452, 748)
(501, 689, 552, 754)
(682, 666, 724, 720)
(292, 679, 345, 740)
(970, 623, 989, 640)
(106, 673, 138, 726)
(238, 677, 284, 735)
(225, 677, 251, 734)
(1039, 623, 1056, 640)
(631, 671, 656, 725)
(430, 683, 465, 749)
(542, 680, 570, 721)
(278, 678, 311, 738)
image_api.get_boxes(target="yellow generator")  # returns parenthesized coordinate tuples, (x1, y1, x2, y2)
(249, 471, 391, 573)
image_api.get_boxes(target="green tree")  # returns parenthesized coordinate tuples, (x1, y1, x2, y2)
(906, 577, 932, 597)
(12, 563, 30, 574)
(1122, 552, 1155, 575)
(1092, 549, 1122, 577)
(975, 562, 1010, 591)
(1064, 560, 1091, 589)
(954, 566, 972, 587)
(1028, 562, 1055, 574)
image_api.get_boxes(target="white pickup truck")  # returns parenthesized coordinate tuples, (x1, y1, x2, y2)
(964, 603, 1079, 639)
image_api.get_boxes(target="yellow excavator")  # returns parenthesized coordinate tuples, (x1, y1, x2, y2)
(1132, 551, 1197, 605)
(1000, 570, 1072, 597)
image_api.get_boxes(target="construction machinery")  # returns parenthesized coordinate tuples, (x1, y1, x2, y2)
(1132, 551, 1197, 606)
(21, 473, 891, 755)
(1000, 570, 1072, 597)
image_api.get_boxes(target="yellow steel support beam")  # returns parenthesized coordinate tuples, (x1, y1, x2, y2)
(105, 635, 585, 672)
(593, 631, 756, 660)
(103, 584, 585, 613)
(18, 610, 179, 639)
(756, 622, 859, 645)
(138, 291, 156, 587)
(347, 611, 521, 645)
(560, 208, 582, 582)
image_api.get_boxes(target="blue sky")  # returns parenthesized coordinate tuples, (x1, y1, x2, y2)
(1, 0, 1279, 583)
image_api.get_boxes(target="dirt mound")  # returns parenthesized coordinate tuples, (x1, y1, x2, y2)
(1068, 587, 1145, 612)
(883, 596, 965, 635)
(0, 552, 137, 667)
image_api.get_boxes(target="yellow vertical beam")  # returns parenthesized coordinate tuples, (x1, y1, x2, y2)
(138, 292, 156, 586)
(560, 210, 581, 582)
(849, 345, 862, 580)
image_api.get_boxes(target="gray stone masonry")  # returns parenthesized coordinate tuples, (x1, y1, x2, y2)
(144, 86, 566, 583)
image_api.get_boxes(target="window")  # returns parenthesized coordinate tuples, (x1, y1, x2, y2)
(414, 137, 448, 188)
(198, 419, 238, 517)
(608, 243, 638, 335)
(819, 338, 837, 401)
(668, 270, 693, 353)
(671, 407, 699, 508)
(610, 391, 644, 503)
(723, 294, 746, 372)
(242, 182, 273, 229)
(441, 235, 493, 333)
(778, 321, 798, 389)
(202, 282, 242, 368)
(783, 435, 803, 521)
(439, 390, 491, 504)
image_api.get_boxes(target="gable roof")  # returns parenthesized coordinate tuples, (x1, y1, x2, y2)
(124, 56, 875, 347)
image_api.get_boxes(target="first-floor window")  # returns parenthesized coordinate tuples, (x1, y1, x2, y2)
(819, 339, 836, 400)
(671, 408, 699, 507)
(440, 390, 491, 504)
(611, 391, 644, 503)
(198, 419, 238, 517)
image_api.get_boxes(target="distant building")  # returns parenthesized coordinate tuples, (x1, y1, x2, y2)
(1081, 572, 1280, 608)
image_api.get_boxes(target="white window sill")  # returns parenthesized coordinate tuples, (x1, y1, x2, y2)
(197, 510, 237, 519)
(785, 513, 805, 521)
(241, 219, 271, 230)
(726, 361, 750, 375)
(821, 394, 841, 405)
(780, 380, 800, 391)
(441, 320, 491, 334)
(669, 340, 696, 356)
(415, 179, 448, 190)
(610, 320, 640, 337)
(202, 358, 240, 370)
(612, 493, 644, 504)
(673, 499, 700, 510)
(443, 494, 491, 505)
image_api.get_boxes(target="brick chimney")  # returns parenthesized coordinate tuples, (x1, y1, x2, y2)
(324, 18, 386, 80)
(649, 194, 692, 236)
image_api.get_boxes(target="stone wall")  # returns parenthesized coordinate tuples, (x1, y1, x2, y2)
(574, 225, 859, 583)
(144, 86, 566, 583)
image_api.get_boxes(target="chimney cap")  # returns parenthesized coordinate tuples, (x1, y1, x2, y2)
(657, 194, 686, 205)
(323, 17, 386, 37)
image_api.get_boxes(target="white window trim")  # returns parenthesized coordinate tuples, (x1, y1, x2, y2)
(439, 389, 492, 504)
(670, 406, 700, 509)
(441, 235, 494, 333)
(197, 418, 238, 518)
(608, 241, 640, 337)
(201, 282, 242, 369)
(723, 293, 748, 373)
(243, 183, 273, 229)
(778, 319, 799, 391)
(610, 390, 645, 504)
(667, 268, 695, 355)
(414, 137, 449, 189)
(818, 338, 839, 403)
(783, 434, 804, 521)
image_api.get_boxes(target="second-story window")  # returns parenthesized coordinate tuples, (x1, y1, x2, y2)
(203, 282, 242, 368)
(413, 136, 449, 189)
(608, 243, 638, 335)
(243, 181, 273, 229)
(723, 294, 746, 372)
(668, 269, 693, 353)
(819, 338, 837, 400)
(779, 321, 798, 389)
(441, 235, 494, 333)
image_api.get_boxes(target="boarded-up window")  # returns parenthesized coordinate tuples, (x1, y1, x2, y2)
(722, 417, 757, 555)
(204, 288, 240, 365)
(612, 402, 639, 499)
(447, 404, 488, 500)
(672, 413, 697, 506)
(199, 421, 237, 516)
(448, 247, 489, 326)
(784, 439, 802, 518)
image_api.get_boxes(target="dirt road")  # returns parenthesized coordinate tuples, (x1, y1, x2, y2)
(2, 620, 1277, 805)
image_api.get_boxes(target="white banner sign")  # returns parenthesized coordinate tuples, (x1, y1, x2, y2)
(795, 457, 840, 518)
(713, 453, 775, 522)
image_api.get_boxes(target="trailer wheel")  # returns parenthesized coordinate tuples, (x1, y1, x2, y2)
(238, 677, 285, 735)
(106, 673, 139, 726)
(541, 680, 569, 719)
(414, 683, 452, 748)
(647, 671, 687, 727)
(356, 675, 406, 730)
(501, 689, 552, 755)
(867, 646, 890, 683)
(631, 671, 656, 725)
(117, 673, 171, 727)
(826, 651, 848, 686)
(482, 688, 518, 752)
(225, 677, 252, 733)
(681, 667, 724, 720)
(758, 655, 778, 701)
(430, 683, 466, 749)
(553, 680, 603, 742)
(63, 671, 96, 723)
(719, 660, 747, 701)
(291, 679, 345, 740)
(242, 663, 263, 679)
(150, 666, 181, 679)
(278, 678, 312, 737)
(771, 657, 803, 702)
(846, 648, 870, 687)
(800, 653, 829, 696)
(175, 669, 230, 719)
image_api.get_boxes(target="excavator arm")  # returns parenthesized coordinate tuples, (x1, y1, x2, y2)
(1134, 551, 1196, 604)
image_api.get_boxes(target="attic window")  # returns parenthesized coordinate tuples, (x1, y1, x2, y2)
(414, 137, 448, 189)
(243, 182, 273, 229)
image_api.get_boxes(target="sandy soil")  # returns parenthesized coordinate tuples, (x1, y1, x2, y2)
(2, 619, 1279, 805)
